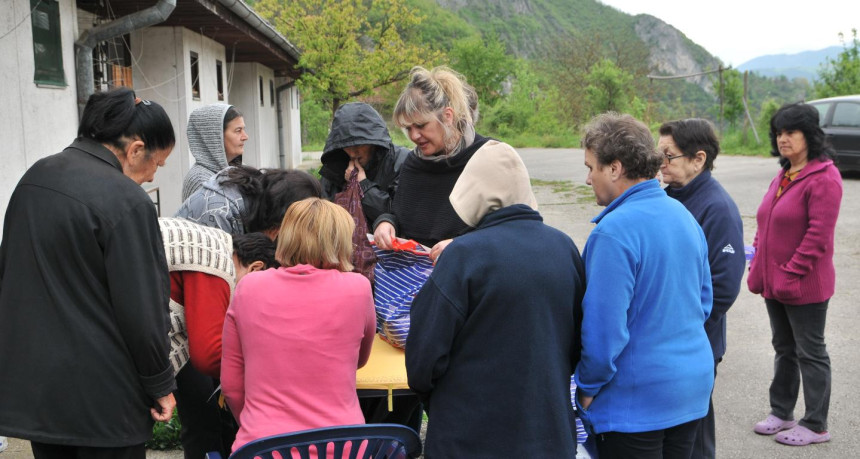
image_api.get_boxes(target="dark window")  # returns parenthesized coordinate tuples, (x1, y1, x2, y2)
(190, 51, 200, 100)
(259, 76, 264, 106)
(832, 103, 860, 128)
(31, 0, 66, 86)
(216, 60, 224, 101)
(811, 103, 831, 127)
(92, 35, 132, 91)
(269, 80, 275, 106)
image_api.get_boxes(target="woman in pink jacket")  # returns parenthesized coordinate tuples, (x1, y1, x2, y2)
(748, 102, 842, 447)
(221, 198, 376, 452)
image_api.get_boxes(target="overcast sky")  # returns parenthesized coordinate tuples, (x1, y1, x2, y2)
(598, 0, 860, 66)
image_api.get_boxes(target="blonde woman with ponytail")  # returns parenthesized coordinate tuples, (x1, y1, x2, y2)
(372, 66, 492, 262)
(368, 66, 532, 433)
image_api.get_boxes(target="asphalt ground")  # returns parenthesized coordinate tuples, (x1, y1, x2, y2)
(3, 149, 856, 458)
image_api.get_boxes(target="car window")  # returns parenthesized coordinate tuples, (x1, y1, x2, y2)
(832, 102, 860, 128)
(810, 102, 831, 126)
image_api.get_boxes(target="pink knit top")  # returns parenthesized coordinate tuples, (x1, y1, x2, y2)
(221, 264, 376, 452)
(748, 159, 842, 305)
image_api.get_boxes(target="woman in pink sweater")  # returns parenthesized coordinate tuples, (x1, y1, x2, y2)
(748, 103, 842, 447)
(221, 198, 376, 452)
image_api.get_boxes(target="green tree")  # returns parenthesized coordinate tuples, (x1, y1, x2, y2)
(815, 29, 860, 98)
(584, 59, 633, 115)
(254, 0, 442, 116)
(722, 69, 745, 129)
(449, 34, 514, 106)
(758, 98, 781, 138)
(483, 60, 565, 138)
(542, 32, 650, 125)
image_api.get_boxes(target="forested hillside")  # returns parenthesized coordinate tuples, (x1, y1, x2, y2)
(253, 0, 813, 149)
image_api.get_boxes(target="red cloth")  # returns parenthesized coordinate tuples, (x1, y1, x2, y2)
(170, 271, 231, 377)
(748, 159, 842, 304)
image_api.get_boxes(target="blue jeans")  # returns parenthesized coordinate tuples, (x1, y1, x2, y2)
(765, 299, 831, 432)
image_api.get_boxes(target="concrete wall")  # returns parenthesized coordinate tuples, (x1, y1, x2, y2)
(131, 26, 230, 216)
(228, 62, 281, 170)
(0, 0, 79, 232)
(278, 81, 302, 169)
(1, 4, 302, 224)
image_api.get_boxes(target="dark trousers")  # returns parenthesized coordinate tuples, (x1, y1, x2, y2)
(690, 359, 719, 459)
(174, 364, 237, 459)
(765, 299, 831, 432)
(595, 418, 701, 459)
(31, 442, 144, 459)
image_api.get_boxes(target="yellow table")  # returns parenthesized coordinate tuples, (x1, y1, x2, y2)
(356, 334, 410, 410)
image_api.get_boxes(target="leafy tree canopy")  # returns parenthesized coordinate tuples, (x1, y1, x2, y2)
(815, 29, 860, 98)
(449, 34, 514, 106)
(255, 0, 442, 115)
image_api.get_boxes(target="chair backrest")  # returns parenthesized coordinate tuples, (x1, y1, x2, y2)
(221, 424, 422, 459)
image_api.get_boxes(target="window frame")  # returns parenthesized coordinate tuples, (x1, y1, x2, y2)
(216, 60, 224, 101)
(31, 0, 67, 87)
(190, 51, 200, 100)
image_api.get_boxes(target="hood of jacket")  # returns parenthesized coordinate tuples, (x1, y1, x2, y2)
(187, 104, 232, 173)
(320, 103, 395, 183)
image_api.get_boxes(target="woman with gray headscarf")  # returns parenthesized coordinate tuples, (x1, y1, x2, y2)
(182, 104, 248, 201)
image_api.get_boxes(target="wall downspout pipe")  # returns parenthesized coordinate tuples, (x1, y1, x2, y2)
(74, 0, 177, 117)
(275, 81, 297, 169)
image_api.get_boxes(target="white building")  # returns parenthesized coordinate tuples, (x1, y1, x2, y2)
(0, 0, 304, 226)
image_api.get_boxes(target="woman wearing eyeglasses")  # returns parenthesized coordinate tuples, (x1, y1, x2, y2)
(658, 119, 746, 459)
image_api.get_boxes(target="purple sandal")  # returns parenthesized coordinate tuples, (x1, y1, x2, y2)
(775, 425, 831, 446)
(754, 414, 797, 435)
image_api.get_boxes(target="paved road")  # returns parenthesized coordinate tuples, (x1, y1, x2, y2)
(522, 147, 859, 459)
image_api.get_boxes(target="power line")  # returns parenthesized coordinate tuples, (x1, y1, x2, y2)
(0, 0, 42, 42)
(646, 67, 729, 81)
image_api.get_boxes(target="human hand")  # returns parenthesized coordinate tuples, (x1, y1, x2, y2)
(150, 393, 176, 422)
(430, 239, 453, 264)
(577, 393, 594, 411)
(345, 160, 367, 182)
(374, 222, 396, 250)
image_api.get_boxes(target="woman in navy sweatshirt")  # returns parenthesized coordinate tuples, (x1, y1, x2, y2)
(659, 118, 746, 459)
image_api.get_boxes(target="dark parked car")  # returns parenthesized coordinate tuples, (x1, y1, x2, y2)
(807, 95, 860, 172)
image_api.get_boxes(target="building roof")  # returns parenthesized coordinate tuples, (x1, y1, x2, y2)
(76, 0, 301, 78)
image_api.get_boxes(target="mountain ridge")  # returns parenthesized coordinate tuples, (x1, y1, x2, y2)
(737, 46, 841, 81)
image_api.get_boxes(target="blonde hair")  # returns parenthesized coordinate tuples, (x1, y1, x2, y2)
(393, 66, 477, 154)
(275, 198, 355, 272)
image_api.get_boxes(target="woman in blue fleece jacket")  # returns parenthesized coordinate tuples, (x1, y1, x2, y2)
(575, 113, 714, 458)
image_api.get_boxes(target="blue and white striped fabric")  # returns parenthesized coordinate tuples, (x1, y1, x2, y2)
(571, 375, 589, 444)
(372, 243, 434, 349)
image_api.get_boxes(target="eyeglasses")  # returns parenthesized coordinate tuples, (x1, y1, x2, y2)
(663, 153, 685, 163)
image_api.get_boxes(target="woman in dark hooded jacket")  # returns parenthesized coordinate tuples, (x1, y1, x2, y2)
(319, 102, 409, 227)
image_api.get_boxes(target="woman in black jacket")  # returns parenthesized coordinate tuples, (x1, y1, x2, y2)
(372, 66, 488, 262)
(0, 88, 177, 459)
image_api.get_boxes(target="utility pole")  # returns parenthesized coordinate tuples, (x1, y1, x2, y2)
(743, 70, 749, 143)
(718, 65, 724, 137)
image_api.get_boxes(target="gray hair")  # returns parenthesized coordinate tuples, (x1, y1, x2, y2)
(582, 112, 661, 180)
